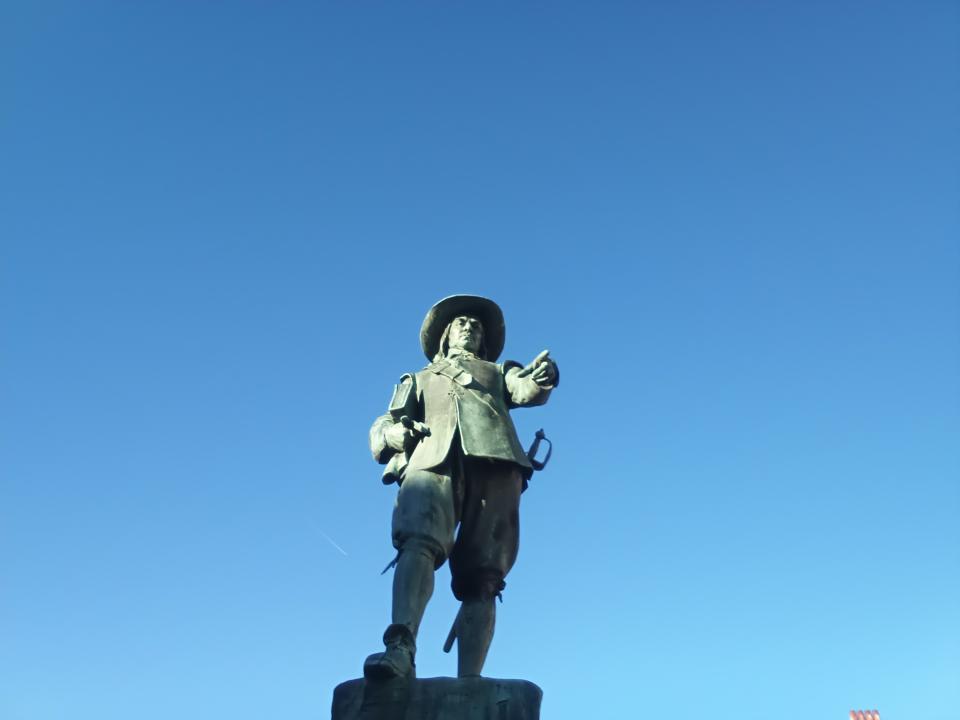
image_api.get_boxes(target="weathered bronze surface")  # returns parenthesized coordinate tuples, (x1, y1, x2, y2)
(364, 295, 558, 682)
(332, 677, 542, 720)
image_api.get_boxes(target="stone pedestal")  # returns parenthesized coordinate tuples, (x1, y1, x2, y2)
(331, 676, 542, 720)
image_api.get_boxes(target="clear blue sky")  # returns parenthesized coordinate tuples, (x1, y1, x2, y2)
(2, 3, 958, 719)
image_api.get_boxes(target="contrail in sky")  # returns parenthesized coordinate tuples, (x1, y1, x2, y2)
(320, 529, 348, 556)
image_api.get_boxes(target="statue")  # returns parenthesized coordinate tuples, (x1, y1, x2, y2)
(364, 295, 559, 681)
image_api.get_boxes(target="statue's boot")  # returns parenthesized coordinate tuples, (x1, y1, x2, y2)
(364, 542, 436, 681)
(364, 623, 416, 680)
(456, 597, 496, 677)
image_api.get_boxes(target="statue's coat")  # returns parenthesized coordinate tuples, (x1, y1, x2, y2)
(370, 354, 553, 480)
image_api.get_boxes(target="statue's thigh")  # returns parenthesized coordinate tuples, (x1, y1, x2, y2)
(391, 469, 457, 560)
(451, 463, 523, 583)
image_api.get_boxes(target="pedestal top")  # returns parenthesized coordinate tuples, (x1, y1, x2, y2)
(332, 676, 543, 720)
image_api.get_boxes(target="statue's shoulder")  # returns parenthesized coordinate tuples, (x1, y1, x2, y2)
(414, 363, 436, 377)
(387, 371, 419, 414)
(484, 358, 512, 378)
(499, 359, 522, 374)
(411, 364, 442, 387)
(386, 371, 417, 389)
(469, 357, 512, 386)
(419, 359, 451, 375)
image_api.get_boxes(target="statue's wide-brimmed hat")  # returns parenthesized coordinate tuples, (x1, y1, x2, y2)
(420, 295, 505, 361)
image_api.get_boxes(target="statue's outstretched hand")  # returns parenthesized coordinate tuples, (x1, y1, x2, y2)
(518, 349, 557, 387)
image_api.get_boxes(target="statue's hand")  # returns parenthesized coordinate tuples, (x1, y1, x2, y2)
(523, 350, 556, 387)
(532, 360, 556, 387)
(384, 418, 429, 452)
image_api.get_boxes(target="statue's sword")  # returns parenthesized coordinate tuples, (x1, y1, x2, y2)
(443, 607, 461, 654)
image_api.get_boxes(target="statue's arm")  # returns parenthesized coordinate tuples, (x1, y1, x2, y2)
(369, 414, 396, 464)
(369, 373, 418, 464)
(503, 358, 559, 408)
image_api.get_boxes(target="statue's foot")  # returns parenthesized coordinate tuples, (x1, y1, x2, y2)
(363, 649, 413, 681)
(363, 624, 416, 681)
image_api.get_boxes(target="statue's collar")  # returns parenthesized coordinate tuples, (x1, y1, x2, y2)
(446, 349, 478, 361)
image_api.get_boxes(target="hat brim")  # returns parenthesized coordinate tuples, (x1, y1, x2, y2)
(420, 295, 505, 362)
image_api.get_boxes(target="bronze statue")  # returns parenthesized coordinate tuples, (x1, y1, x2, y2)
(364, 295, 559, 680)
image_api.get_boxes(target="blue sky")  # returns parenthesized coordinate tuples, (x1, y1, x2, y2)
(2, 3, 958, 719)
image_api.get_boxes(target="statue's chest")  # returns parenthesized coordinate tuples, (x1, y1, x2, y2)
(419, 360, 503, 401)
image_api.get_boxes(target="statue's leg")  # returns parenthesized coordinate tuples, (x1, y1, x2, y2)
(391, 538, 437, 634)
(365, 469, 455, 681)
(455, 593, 497, 677)
(449, 461, 522, 678)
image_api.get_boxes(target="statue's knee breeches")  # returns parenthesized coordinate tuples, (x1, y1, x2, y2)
(391, 469, 456, 566)
(451, 568, 507, 602)
(449, 459, 523, 601)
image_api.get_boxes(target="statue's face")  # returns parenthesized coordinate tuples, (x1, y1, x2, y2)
(447, 315, 484, 355)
